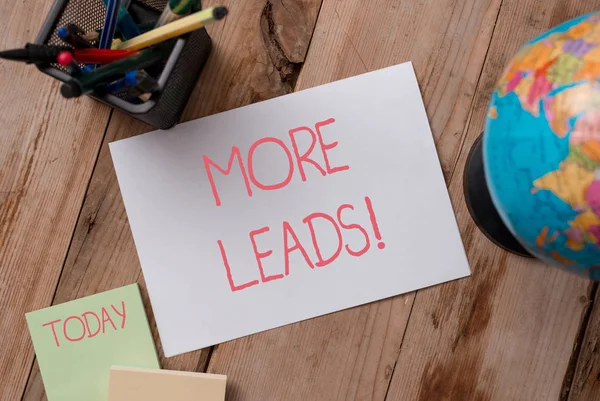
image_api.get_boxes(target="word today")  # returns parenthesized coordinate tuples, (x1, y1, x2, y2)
(42, 301, 127, 347)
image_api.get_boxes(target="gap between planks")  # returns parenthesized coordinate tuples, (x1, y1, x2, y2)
(380, 2, 505, 399)
(16, 2, 327, 399)
(564, 282, 600, 401)
(17, 109, 115, 401)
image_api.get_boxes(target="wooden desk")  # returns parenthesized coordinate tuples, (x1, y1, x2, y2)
(1, 0, 599, 400)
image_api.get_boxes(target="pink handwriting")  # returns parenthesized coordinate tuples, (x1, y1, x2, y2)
(202, 117, 384, 293)
(203, 117, 348, 207)
(219, 197, 385, 292)
(41, 301, 127, 347)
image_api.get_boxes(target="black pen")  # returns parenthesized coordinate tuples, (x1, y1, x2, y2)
(0, 43, 68, 64)
(58, 25, 94, 48)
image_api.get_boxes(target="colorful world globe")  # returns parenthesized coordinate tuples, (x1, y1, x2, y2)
(483, 11, 600, 279)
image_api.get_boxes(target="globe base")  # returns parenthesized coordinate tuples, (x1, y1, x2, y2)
(463, 134, 532, 257)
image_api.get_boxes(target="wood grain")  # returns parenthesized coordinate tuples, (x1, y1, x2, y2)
(6, 1, 600, 401)
(211, 296, 412, 401)
(0, 0, 111, 399)
(384, 1, 597, 400)
(568, 284, 600, 401)
(296, 0, 502, 180)
(181, 0, 322, 121)
(268, 0, 321, 63)
(205, 0, 503, 400)
(19, 0, 323, 399)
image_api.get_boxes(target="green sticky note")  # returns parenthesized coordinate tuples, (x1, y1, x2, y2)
(26, 284, 160, 401)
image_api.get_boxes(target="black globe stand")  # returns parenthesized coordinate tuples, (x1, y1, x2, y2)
(463, 134, 533, 257)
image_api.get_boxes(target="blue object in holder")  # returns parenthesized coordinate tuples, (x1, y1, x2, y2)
(101, 0, 141, 40)
(57, 25, 94, 48)
(99, 0, 122, 50)
(35, 0, 213, 129)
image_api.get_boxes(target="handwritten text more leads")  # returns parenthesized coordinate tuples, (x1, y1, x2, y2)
(202, 118, 386, 292)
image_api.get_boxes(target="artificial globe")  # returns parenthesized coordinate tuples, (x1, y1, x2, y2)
(466, 11, 600, 279)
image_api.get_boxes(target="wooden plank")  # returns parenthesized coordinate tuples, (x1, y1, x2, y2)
(181, 0, 322, 120)
(384, 1, 597, 400)
(0, 0, 111, 398)
(20, 0, 323, 399)
(295, 0, 502, 180)
(568, 285, 600, 401)
(205, 0, 503, 400)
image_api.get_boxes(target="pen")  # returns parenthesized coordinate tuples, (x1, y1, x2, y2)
(0, 43, 68, 64)
(100, 0, 141, 39)
(73, 48, 138, 64)
(155, 0, 195, 27)
(57, 24, 94, 48)
(122, 70, 159, 97)
(57, 51, 84, 76)
(99, 0, 122, 50)
(114, 6, 227, 51)
(0, 44, 138, 64)
(61, 44, 169, 98)
(105, 70, 159, 99)
(82, 31, 100, 42)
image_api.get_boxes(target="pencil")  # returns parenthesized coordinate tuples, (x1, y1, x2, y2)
(113, 6, 227, 51)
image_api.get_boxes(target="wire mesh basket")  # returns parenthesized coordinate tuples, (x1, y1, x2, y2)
(34, 0, 212, 129)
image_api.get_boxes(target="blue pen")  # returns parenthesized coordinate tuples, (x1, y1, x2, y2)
(99, 0, 122, 50)
(100, 0, 140, 40)
(57, 25, 94, 48)
(105, 70, 159, 100)
(105, 77, 127, 93)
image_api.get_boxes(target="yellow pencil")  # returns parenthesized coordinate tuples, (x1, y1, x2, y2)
(114, 6, 227, 51)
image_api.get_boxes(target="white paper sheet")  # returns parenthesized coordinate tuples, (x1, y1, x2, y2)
(110, 62, 470, 357)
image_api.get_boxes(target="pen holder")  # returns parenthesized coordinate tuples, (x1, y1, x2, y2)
(35, 0, 212, 129)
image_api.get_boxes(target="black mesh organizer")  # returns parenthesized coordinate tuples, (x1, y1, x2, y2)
(35, 0, 212, 129)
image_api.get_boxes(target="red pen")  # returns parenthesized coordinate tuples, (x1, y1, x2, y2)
(72, 49, 138, 64)
(0, 44, 138, 65)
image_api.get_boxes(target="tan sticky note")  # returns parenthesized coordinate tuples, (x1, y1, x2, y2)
(108, 366, 226, 401)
